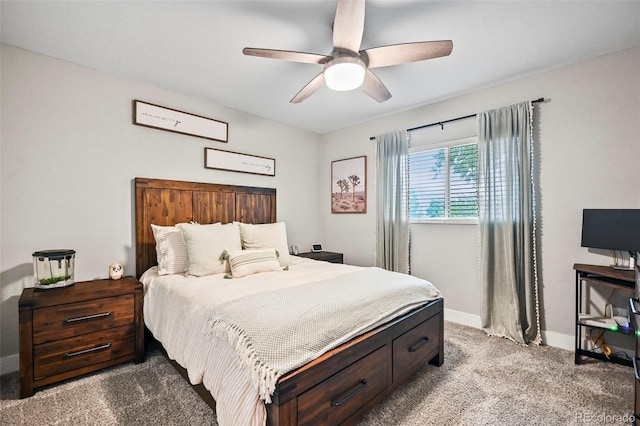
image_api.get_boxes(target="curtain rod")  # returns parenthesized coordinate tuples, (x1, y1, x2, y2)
(369, 97, 544, 140)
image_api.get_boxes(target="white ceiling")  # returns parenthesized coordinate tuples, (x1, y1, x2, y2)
(2, 1, 639, 134)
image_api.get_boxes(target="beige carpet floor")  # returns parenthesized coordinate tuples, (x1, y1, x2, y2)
(0, 321, 633, 425)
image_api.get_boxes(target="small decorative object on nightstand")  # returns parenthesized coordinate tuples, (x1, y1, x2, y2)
(298, 251, 344, 264)
(19, 276, 144, 398)
(109, 263, 124, 280)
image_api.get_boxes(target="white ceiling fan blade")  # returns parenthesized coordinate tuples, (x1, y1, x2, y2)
(290, 72, 326, 103)
(243, 48, 330, 64)
(360, 68, 391, 102)
(363, 40, 453, 68)
(332, 0, 365, 53)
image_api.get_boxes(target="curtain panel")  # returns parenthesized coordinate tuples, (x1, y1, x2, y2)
(375, 130, 410, 273)
(478, 101, 541, 345)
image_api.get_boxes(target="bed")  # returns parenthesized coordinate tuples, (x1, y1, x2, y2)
(134, 177, 444, 426)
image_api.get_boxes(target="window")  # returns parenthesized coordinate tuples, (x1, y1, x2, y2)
(409, 140, 478, 222)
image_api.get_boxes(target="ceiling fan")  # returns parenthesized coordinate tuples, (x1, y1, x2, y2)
(243, 0, 453, 103)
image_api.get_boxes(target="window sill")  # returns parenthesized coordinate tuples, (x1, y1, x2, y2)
(410, 218, 478, 225)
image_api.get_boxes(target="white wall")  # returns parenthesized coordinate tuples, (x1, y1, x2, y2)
(320, 47, 640, 346)
(0, 44, 322, 372)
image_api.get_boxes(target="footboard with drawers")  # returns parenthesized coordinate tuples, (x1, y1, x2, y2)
(266, 298, 443, 426)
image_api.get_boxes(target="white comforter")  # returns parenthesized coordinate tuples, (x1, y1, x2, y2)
(141, 257, 440, 426)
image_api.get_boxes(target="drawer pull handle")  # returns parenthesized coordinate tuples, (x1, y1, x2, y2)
(633, 357, 640, 381)
(331, 379, 368, 407)
(63, 343, 112, 358)
(629, 298, 640, 316)
(408, 337, 430, 352)
(64, 312, 111, 323)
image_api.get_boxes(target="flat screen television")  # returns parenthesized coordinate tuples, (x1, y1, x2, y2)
(581, 209, 640, 253)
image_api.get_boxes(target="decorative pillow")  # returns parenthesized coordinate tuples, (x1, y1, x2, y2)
(227, 248, 282, 278)
(239, 222, 291, 267)
(177, 222, 241, 276)
(150, 224, 188, 275)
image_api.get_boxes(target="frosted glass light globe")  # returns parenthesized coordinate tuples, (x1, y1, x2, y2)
(324, 57, 366, 91)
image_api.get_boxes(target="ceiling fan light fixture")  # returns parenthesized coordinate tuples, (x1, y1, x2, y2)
(244, 0, 452, 103)
(324, 57, 365, 91)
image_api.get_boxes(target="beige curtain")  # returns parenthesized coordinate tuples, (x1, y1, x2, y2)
(375, 130, 410, 273)
(478, 102, 541, 345)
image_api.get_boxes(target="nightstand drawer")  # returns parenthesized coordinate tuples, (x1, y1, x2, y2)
(33, 294, 134, 345)
(34, 325, 135, 379)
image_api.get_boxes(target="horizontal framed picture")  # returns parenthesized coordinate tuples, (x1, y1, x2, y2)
(331, 156, 366, 213)
(205, 147, 275, 176)
(133, 100, 228, 142)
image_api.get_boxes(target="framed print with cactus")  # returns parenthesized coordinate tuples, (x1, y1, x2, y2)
(331, 156, 366, 213)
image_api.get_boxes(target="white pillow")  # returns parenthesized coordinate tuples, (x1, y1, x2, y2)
(150, 224, 188, 275)
(227, 248, 282, 278)
(239, 222, 291, 267)
(177, 222, 242, 276)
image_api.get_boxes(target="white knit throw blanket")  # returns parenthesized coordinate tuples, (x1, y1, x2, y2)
(203, 267, 441, 403)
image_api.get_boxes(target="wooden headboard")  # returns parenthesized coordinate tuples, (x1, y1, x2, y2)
(134, 177, 276, 277)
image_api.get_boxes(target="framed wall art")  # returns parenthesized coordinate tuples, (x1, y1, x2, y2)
(133, 100, 228, 142)
(205, 147, 275, 176)
(331, 156, 366, 213)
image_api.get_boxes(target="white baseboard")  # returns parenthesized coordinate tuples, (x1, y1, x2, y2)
(444, 308, 574, 351)
(1, 353, 19, 375)
(444, 308, 482, 328)
(541, 329, 574, 351)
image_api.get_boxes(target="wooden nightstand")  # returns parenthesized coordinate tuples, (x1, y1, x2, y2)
(297, 251, 344, 264)
(19, 276, 144, 397)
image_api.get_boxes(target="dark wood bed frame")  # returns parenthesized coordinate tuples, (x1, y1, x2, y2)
(135, 177, 444, 426)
